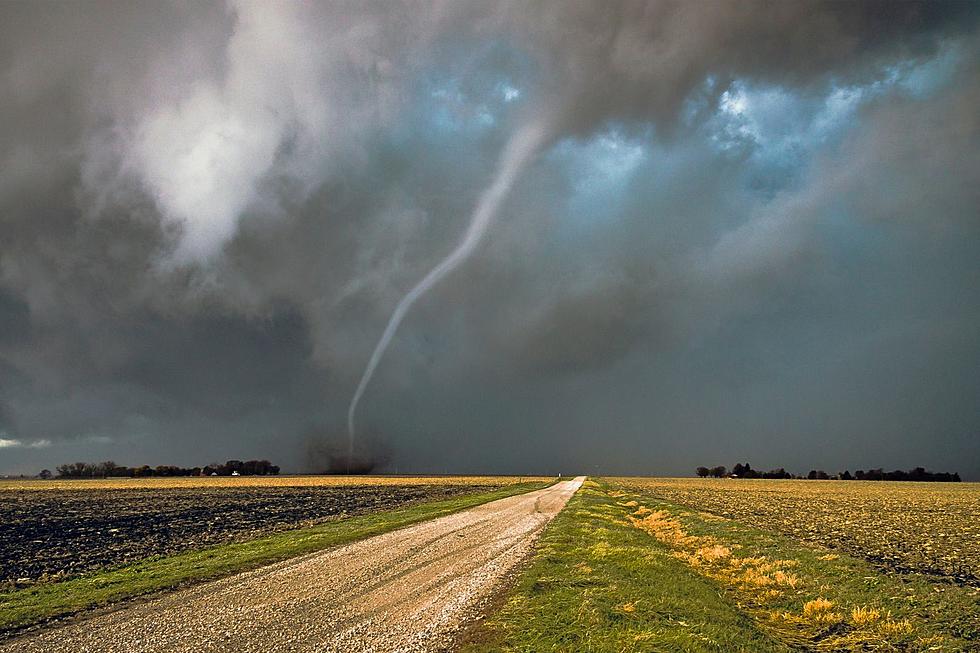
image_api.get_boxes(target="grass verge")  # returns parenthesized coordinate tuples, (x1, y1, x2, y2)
(461, 479, 788, 652)
(463, 479, 979, 652)
(0, 480, 550, 636)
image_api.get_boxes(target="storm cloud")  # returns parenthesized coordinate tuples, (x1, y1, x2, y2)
(1, 1, 978, 477)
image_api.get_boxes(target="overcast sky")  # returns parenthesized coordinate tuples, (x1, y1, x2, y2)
(1, 1, 978, 478)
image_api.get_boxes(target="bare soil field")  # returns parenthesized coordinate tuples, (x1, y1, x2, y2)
(0, 475, 533, 491)
(615, 477, 980, 585)
(0, 476, 540, 585)
(464, 479, 978, 652)
(1, 478, 584, 653)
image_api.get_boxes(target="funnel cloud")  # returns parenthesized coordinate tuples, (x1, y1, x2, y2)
(0, 1, 978, 478)
(347, 120, 549, 448)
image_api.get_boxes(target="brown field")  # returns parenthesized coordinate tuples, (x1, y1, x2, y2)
(1, 475, 547, 584)
(613, 477, 980, 585)
(0, 474, 546, 491)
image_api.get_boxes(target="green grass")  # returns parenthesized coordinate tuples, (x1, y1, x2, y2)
(0, 480, 550, 635)
(463, 479, 979, 652)
(462, 479, 788, 652)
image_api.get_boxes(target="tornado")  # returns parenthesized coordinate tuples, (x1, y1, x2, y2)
(347, 120, 549, 458)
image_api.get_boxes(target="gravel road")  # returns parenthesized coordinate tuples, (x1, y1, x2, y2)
(4, 476, 584, 652)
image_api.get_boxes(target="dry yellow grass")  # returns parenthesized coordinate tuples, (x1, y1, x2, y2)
(0, 475, 548, 491)
(626, 505, 801, 596)
(616, 488, 974, 650)
(801, 598, 839, 624)
(850, 605, 881, 625)
(614, 477, 980, 583)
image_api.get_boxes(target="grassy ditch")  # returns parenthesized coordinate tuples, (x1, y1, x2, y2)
(462, 479, 787, 652)
(463, 479, 979, 652)
(0, 480, 550, 635)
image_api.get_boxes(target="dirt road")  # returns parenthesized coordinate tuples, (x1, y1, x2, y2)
(4, 476, 584, 653)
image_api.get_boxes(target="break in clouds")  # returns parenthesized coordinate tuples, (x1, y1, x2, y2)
(0, 1, 978, 477)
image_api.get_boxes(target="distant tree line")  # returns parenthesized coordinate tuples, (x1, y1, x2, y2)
(51, 459, 280, 478)
(695, 462, 959, 482)
(695, 463, 792, 479)
(846, 467, 960, 482)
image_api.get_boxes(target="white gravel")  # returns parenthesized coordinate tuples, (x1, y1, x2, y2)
(3, 477, 584, 653)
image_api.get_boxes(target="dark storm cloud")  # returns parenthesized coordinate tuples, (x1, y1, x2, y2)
(503, 0, 979, 135)
(512, 289, 646, 375)
(0, 1, 977, 476)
